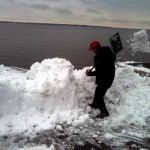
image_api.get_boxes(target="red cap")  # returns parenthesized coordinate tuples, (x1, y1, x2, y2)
(88, 41, 101, 51)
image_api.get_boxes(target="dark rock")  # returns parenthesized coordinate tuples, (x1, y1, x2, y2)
(73, 141, 112, 150)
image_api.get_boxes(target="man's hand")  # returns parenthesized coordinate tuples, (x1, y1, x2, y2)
(86, 70, 90, 76)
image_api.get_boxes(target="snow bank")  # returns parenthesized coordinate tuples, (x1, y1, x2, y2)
(0, 58, 85, 135)
(25, 58, 77, 111)
(0, 58, 150, 136)
(131, 30, 150, 53)
(74, 63, 150, 126)
(106, 64, 150, 125)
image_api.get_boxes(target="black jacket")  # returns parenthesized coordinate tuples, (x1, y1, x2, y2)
(89, 46, 116, 88)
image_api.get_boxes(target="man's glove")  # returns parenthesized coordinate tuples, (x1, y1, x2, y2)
(86, 67, 96, 76)
(86, 70, 90, 76)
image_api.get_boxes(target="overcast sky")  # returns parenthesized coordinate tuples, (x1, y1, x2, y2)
(0, 0, 150, 29)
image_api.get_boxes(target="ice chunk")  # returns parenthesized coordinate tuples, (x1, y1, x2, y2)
(131, 30, 150, 53)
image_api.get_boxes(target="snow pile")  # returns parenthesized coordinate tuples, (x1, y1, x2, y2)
(0, 58, 150, 136)
(131, 30, 150, 53)
(74, 63, 150, 126)
(106, 64, 150, 125)
(0, 58, 89, 136)
(73, 67, 95, 107)
(25, 58, 77, 111)
(0, 65, 25, 116)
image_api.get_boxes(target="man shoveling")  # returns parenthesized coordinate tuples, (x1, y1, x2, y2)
(86, 41, 116, 118)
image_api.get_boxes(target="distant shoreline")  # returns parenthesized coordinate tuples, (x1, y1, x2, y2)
(0, 20, 147, 30)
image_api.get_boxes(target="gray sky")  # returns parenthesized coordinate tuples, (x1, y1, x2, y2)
(0, 0, 150, 29)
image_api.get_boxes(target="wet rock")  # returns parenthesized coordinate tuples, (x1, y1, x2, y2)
(13, 137, 25, 143)
(57, 134, 69, 139)
(2, 136, 9, 140)
(126, 141, 149, 150)
(73, 141, 112, 150)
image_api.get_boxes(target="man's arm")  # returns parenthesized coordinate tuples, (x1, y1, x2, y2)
(87, 70, 96, 76)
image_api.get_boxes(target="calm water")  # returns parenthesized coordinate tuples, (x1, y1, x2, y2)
(0, 22, 150, 69)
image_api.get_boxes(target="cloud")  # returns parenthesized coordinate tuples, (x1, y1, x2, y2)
(53, 8, 73, 15)
(0, 0, 150, 29)
(5, 0, 15, 2)
(31, 3, 50, 10)
(45, 0, 61, 1)
(86, 8, 103, 15)
(93, 17, 150, 27)
(14, 1, 50, 10)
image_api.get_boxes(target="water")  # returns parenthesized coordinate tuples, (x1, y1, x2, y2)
(0, 22, 150, 69)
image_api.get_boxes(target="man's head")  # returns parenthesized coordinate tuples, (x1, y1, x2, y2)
(88, 41, 101, 53)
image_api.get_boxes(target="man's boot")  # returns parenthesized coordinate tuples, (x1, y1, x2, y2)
(96, 109, 109, 119)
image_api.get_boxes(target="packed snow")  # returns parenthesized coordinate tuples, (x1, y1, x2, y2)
(0, 29, 150, 149)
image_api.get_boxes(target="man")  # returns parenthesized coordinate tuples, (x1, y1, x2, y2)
(86, 41, 116, 118)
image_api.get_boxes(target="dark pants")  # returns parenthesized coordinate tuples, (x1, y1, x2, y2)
(92, 85, 109, 113)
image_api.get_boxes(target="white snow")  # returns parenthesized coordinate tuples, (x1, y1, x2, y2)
(0, 59, 81, 135)
(72, 114, 90, 126)
(92, 134, 98, 138)
(103, 132, 115, 139)
(25, 58, 77, 112)
(18, 145, 55, 150)
(131, 30, 150, 53)
(0, 58, 149, 137)
(49, 144, 56, 150)
(56, 125, 63, 131)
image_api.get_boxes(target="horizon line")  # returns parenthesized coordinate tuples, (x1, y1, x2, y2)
(0, 20, 149, 30)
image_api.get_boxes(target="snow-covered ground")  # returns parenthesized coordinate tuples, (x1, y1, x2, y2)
(0, 30, 150, 150)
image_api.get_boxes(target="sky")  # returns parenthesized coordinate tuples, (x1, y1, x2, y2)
(0, 0, 150, 29)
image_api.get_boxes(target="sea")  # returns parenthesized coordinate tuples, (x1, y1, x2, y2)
(0, 21, 149, 69)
